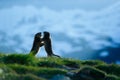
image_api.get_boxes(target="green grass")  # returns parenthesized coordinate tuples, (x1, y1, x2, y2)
(0, 54, 38, 66)
(0, 73, 47, 80)
(37, 57, 81, 68)
(7, 64, 67, 78)
(72, 66, 106, 80)
(0, 53, 120, 80)
(96, 64, 120, 77)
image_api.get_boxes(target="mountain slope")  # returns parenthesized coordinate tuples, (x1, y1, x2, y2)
(0, 53, 120, 80)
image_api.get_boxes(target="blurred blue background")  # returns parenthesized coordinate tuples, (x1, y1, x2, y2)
(0, 0, 120, 64)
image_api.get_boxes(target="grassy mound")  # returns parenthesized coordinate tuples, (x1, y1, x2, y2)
(0, 53, 120, 80)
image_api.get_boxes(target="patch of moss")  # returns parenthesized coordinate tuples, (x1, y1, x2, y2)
(38, 57, 81, 69)
(81, 60, 106, 66)
(96, 64, 120, 77)
(38, 57, 63, 68)
(72, 66, 106, 80)
(7, 64, 67, 78)
(62, 58, 81, 68)
(105, 75, 120, 80)
(0, 73, 46, 80)
(0, 64, 15, 74)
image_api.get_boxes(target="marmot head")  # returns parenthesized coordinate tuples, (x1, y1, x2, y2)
(35, 32, 42, 39)
(43, 31, 50, 38)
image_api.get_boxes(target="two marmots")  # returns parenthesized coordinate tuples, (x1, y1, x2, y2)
(29, 31, 60, 58)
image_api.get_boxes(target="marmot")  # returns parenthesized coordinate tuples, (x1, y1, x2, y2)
(29, 32, 44, 56)
(42, 31, 60, 58)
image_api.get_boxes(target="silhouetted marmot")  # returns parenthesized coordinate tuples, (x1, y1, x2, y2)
(42, 31, 60, 58)
(29, 32, 44, 56)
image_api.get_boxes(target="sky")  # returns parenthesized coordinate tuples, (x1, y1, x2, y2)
(0, 0, 119, 11)
(0, 0, 120, 63)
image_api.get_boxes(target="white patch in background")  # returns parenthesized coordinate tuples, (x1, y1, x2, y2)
(54, 41, 73, 53)
(116, 61, 120, 64)
(100, 51, 109, 57)
(0, 69, 3, 74)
